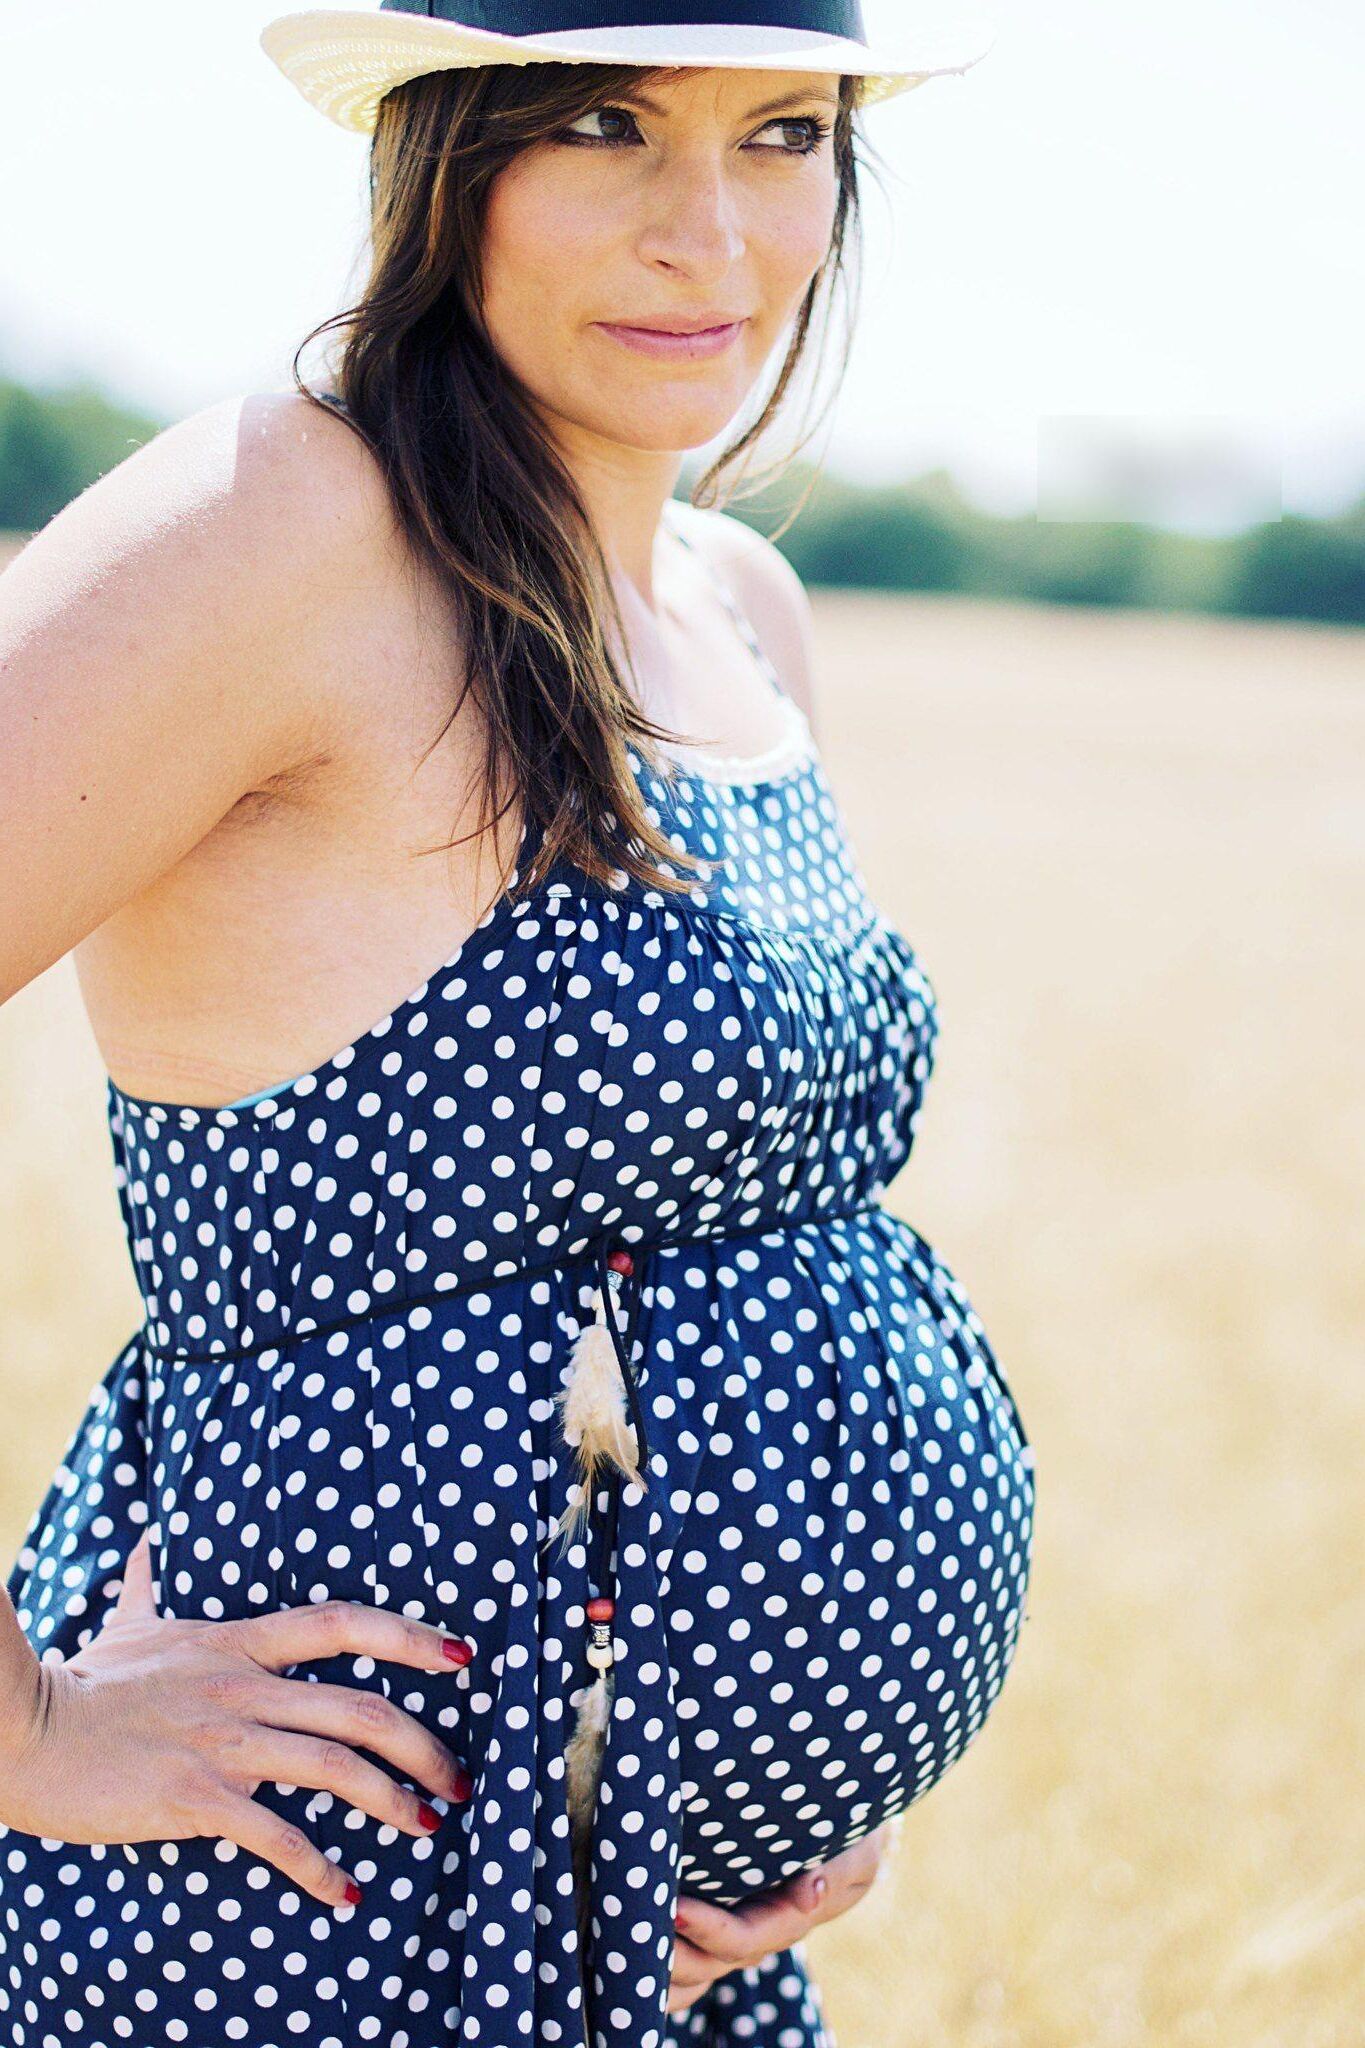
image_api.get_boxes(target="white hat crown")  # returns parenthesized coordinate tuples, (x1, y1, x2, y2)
(260, 0, 997, 134)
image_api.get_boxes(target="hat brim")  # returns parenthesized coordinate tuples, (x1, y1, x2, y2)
(259, 9, 997, 134)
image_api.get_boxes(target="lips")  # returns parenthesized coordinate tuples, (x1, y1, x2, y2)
(593, 318, 748, 361)
(611, 315, 748, 335)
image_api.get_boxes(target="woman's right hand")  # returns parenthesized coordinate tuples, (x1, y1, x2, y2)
(0, 1528, 475, 1910)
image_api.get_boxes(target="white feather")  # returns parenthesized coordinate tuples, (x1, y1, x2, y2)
(565, 1666, 613, 1965)
(553, 1284, 645, 1543)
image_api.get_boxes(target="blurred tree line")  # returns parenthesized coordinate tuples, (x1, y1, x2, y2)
(3, 373, 1361, 627)
(707, 464, 1365, 629)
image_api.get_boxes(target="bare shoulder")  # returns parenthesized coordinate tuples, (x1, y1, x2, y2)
(162, 386, 405, 626)
(145, 382, 403, 620)
(670, 502, 820, 729)
(209, 386, 400, 551)
(120, 386, 415, 757)
(4, 383, 403, 746)
(27, 384, 395, 583)
(0, 386, 405, 1004)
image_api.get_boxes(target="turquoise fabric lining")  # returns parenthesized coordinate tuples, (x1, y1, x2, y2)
(222, 1076, 301, 1110)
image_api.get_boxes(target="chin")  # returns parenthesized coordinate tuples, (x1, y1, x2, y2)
(581, 389, 752, 452)
(619, 418, 737, 454)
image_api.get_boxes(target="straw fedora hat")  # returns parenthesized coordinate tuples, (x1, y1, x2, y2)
(259, 0, 998, 135)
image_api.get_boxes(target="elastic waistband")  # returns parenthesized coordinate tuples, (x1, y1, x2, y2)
(135, 1199, 888, 1366)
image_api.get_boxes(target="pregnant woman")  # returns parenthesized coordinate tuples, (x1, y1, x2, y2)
(0, 5, 1035, 2045)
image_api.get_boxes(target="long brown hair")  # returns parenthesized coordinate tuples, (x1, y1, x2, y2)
(289, 59, 869, 903)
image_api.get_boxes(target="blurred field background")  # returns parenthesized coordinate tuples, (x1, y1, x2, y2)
(2, 569, 1360, 2046)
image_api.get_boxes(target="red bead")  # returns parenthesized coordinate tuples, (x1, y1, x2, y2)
(585, 1595, 615, 1623)
(606, 1248, 634, 1278)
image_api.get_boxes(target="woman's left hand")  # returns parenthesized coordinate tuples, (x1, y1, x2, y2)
(666, 1818, 899, 2015)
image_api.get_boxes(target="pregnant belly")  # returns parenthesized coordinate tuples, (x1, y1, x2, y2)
(137, 1205, 1033, 1916)
(635, 1206, 1036, 1902)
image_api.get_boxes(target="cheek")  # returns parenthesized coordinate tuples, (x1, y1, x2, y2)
(482, 159, 601, 337)
(794, 176, 841, 267)
(752, 179, 840, 304)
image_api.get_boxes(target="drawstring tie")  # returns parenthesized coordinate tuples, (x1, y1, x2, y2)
(547, 1238, 652, 1965)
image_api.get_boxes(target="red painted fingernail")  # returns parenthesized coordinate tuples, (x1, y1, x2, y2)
(344, 1880, 363, 1905)
(452, 1766, 474, 1802)
(442, 1637, 473, 1665)
(417, 1802, 442, 1831)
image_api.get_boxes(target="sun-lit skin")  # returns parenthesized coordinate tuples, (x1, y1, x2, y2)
(479, 65, 841, 596)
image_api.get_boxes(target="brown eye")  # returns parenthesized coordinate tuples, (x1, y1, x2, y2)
(560, 106, 640, 147)
(749, 116, 832, 156)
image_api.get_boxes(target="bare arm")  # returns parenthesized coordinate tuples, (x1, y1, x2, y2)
(0, 1600, 42, 1759)
(0, 389, 348, 1720)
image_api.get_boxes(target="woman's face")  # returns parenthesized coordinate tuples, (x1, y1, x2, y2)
(479, 66, 842, 458)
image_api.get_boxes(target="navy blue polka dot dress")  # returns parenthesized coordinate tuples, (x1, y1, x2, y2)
(1, 503, 1035, 2048)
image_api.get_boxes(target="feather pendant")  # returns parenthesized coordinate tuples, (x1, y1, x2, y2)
(554, 1278, 645, 1543)
(565, 1661, 613, 1960)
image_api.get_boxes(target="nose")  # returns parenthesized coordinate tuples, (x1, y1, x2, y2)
(634, 149, 747, 280)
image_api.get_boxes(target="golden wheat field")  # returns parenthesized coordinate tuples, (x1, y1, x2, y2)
(1, 588, 1361, 2048)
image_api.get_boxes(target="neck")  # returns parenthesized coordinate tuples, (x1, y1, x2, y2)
(547, 416, 688, 615)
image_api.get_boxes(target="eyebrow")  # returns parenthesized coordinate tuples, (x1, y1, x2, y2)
(613, 84, 841, 118)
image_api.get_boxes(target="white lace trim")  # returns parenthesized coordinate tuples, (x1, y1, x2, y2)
(653, 692, 817, 786)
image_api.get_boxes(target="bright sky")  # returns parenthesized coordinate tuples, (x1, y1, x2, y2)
(1, 0, 1360, 527)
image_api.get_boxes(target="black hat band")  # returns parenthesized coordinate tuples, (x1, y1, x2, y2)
(378, 1, 869, 45)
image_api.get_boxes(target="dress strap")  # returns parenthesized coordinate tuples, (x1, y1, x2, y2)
(663, 502, 795, 711)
